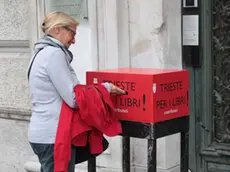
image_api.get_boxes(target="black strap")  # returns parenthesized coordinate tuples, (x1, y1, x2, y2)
(27, 48, 43, 80)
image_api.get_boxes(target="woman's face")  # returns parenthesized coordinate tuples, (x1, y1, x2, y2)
(56, 24, 77, 48)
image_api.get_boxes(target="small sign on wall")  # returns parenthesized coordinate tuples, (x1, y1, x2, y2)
(183, 15, 199, 46)
(44, 0, 88, 22)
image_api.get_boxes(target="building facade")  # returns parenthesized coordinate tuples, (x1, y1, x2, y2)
(1, 0, 229, 172)
(1, 0, 183, 171)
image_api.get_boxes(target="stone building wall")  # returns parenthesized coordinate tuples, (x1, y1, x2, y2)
(0, 0, 183, 171)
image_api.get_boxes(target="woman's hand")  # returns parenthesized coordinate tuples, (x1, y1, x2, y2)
(109, 83, 126, 95)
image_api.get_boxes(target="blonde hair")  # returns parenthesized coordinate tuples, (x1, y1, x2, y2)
(41, 11, 79, 34)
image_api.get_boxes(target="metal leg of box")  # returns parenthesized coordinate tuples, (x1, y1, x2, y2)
(147, 138, 157, 172)
(88, 157, 96, 172)
(180, 132, 189, 172)
(122, 136, 130, 172)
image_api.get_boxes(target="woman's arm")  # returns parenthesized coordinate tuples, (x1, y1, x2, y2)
(46, 49, 77, 108)
(102, 82, 111, 92)
(102, 82, 125, 95)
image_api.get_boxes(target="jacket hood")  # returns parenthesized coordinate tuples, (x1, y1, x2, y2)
(34, 35, 73, 63)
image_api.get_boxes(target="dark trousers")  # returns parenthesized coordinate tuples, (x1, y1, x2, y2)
(30, 142, 76, 172)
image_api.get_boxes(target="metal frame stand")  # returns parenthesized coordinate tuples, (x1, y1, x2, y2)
(88, 116, 189, 172)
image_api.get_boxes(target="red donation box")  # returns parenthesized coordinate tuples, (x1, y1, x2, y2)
(86, 68, 189, 123)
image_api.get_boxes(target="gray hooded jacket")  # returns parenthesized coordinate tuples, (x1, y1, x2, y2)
(27, 36, 111, 144)
(27, 36, 80, 143)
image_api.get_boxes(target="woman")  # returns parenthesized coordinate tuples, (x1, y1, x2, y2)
(27, 11, 125, 172)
